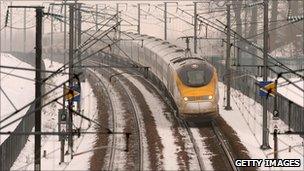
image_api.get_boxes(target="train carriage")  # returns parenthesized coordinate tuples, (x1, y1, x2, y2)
(118, 32, 219, 116)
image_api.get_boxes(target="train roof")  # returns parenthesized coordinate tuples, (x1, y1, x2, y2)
(122, 32, 210, 69)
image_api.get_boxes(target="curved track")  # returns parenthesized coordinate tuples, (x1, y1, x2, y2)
(90, 57, 207, 170)
(88, 62, 144, 170)
(87, 56, 238, 171)
(87, 70, 117, 170)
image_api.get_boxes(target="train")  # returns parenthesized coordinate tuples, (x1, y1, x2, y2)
(117, 32, 219, 116)
(42, 31, 219, 116)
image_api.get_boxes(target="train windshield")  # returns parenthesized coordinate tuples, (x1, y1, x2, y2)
(177, 63, 213, 87)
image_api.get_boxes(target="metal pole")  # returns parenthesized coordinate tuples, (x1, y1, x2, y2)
(34, 7, 44, 171)
(261, 0, 270, 149)
(61, 85, 66, 163)
(164, 2, 167, 40)
(301, 0, 304, 71)
(60, 134, 65, 163)
(273, 128, 278, 159)
(116, 3, 121, 40)
(95, 4, 98, 31)
(77, 3, 82, 72)
(4, 19, 6, 51)
(0, 1, 2, 130)
(64, 0, 67, 67)
(60, 5, 63, 32)
(0, 1, 2, 53)
(137, 3, 140, 34)
(9, 2, 12, 52)
(68, 4, 74, 158)
(51, 5, 54, 64)
(23, 8, 26, 52)
(194, 2, 197, 54)
(274, 79, 278, 118)
(225, 4, 232, 110)
(74, 3, 77, 53)
(302, 142, 304, 170)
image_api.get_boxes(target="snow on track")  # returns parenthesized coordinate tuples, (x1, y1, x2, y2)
(92, 70, 127, 170)
(190, 128, 214, 170)
(126, 75, 180, 170)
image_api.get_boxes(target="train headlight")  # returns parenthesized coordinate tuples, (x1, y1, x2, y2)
(183, 97, 188, 101)
(208, 95, 213, 100)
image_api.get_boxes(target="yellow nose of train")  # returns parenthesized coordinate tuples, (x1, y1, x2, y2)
(176, 63, 219, 115)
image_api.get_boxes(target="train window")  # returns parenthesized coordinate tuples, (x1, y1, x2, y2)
(187, 70, 205, 85)
(177, 63, 213, 87)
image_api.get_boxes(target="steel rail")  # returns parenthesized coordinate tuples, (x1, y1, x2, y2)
(181, 119, 206, 170)
(87, 69, 117, 171)
(211, 120, 239, 171)
(109, 55, 207, 171)
(88, 59, 144, 170)
(91, 59, 144, 170)
(110, 70, 144, 171)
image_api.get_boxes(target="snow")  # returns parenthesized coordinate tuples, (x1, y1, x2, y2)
(126, 75, 180, 170)
(190, 128, 214, 170)
(219, 82, 304, 170)
(90, 70, 128, 170)
(11, 59, 97, 170)
(122, 74, 214, 170)
(0, 53, 35, 144)
(277, 78, 304, 107)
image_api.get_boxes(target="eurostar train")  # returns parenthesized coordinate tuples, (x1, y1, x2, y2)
(117, 32, 219, 115)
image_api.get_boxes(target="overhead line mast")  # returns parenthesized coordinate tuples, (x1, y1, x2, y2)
(261, 0, 271, 150)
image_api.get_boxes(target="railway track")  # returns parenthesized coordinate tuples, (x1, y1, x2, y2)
(189, 119, 239, 171)
(102, 68, 145, 171)
(87, 70, 117, 170)
(210, 120, 238, 171)
(87, 61, 144, 170)
(88, 56, 238, 171)
(178, 118, 206, 170)
(90, 57, 207, 170)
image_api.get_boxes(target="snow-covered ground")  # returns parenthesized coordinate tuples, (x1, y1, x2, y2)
(11, 59, 97, 170)
(0, 53, 35, 144)
(127, 75, 180, 170)
(219, 82, 304, 170)
(91, 70, 128, 170)
(278, 78, 304, 107)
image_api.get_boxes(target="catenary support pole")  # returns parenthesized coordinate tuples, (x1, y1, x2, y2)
(23, 8, 26, 52)
(261, 0, 270, 150)
(9, 1, 12, 52)
(164, 2, 167, 40)
(224, 4, 232, 110)
(273, 128, 278, 159)
(95, 4, 98, 31)
(68, 3, 74, 158)
(137, 3, 140, 34)
(51, 5, 54, 64)
(77, 3, 82, 74)
(60, 5, 63, 32)
(34, 7, 44, 171)
(64, 0, 67, 68)
(193, 2, 197, 54)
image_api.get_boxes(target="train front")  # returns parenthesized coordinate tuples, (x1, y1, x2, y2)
(176, 62, 219, 115)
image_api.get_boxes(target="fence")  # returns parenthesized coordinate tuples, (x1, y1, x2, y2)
(0, 105, 36, 170)
(212, 58, 304, 137)
(0, 53, 46, 170)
